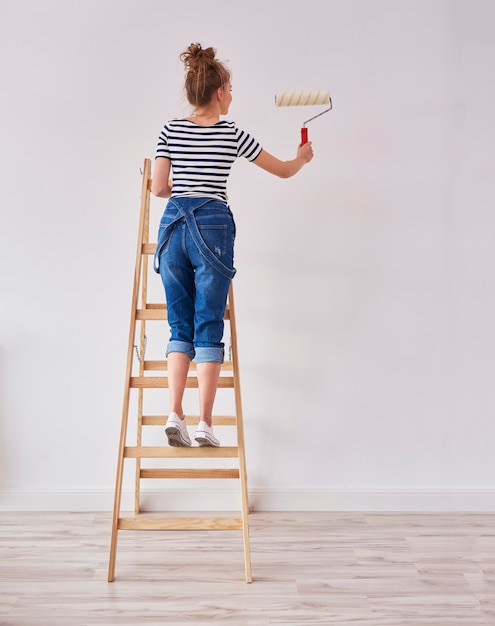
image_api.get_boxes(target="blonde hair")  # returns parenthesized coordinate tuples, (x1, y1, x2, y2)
(180, 43, 231, 107)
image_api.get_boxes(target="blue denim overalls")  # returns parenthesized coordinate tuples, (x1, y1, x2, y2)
(154, 196, 236, 364)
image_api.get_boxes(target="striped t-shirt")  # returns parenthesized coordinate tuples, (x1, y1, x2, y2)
(155, 119, 263, 203)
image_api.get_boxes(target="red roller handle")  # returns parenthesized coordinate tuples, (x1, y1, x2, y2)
(301, 127, 308, 145)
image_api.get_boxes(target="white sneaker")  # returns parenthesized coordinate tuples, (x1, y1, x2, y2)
(165, 412, 191, 447)
(194, 421, 220, 447)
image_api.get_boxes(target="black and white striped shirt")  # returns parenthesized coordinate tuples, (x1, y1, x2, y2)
(155, 119, 263, 203)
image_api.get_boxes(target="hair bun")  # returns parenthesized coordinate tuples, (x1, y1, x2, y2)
(183, 43, 216, 70)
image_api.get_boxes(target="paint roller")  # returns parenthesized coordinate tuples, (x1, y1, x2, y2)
(275, 90, 333, 145)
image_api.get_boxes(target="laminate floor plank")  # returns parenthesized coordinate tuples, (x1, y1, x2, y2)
(1, 511, 494, 625)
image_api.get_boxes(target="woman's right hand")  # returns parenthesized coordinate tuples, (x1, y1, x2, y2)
(297, 141, 314, 163)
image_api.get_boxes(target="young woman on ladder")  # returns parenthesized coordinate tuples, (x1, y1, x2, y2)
(152, 43, 314, 447)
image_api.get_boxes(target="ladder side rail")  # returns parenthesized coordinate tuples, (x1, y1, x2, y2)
(228, 283, 252, 582)
(134, 164, 152, 514)
(108, 158, 152, 582)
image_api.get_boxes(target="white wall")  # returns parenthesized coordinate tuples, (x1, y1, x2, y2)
(1, 0, 494, 512)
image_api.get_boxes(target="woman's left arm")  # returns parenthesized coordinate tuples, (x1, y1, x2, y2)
(151, 157, 172, 198)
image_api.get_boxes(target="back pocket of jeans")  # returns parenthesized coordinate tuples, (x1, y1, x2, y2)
(198, 224, 227, 258)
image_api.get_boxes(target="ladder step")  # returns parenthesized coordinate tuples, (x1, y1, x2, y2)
(142, 243, 157, 255)
(142, 415, 237, 426)
(136, 308, 167, 320)
(124, 446, 239, 458)
(130, 376, 234, 389)
(118, 517, 243, 531)
(136, 306, 230, 320)
(140, 468, 240, 479)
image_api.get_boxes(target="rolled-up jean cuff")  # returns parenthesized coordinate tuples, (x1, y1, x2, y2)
(166, 340, 195, 361)
(194, 346, 224, 364)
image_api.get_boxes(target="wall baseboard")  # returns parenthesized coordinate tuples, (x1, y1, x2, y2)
(1, 487, 495, 512)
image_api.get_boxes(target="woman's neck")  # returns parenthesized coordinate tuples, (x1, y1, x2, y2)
(190, 110, 220, 125)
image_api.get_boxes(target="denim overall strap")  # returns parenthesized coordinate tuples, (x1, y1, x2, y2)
(156, 197, 236, 280)
(153, 215, 179, 273)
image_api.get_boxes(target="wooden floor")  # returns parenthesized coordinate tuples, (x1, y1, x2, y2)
(1, 511, 495, 625)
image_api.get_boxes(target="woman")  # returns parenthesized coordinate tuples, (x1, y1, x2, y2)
(152, 43, 313, 447)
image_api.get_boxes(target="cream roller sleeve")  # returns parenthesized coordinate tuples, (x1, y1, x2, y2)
(274, 91, 331, 106)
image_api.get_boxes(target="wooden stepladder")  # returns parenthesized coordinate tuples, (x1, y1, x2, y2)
(108, 158, 251, 582)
